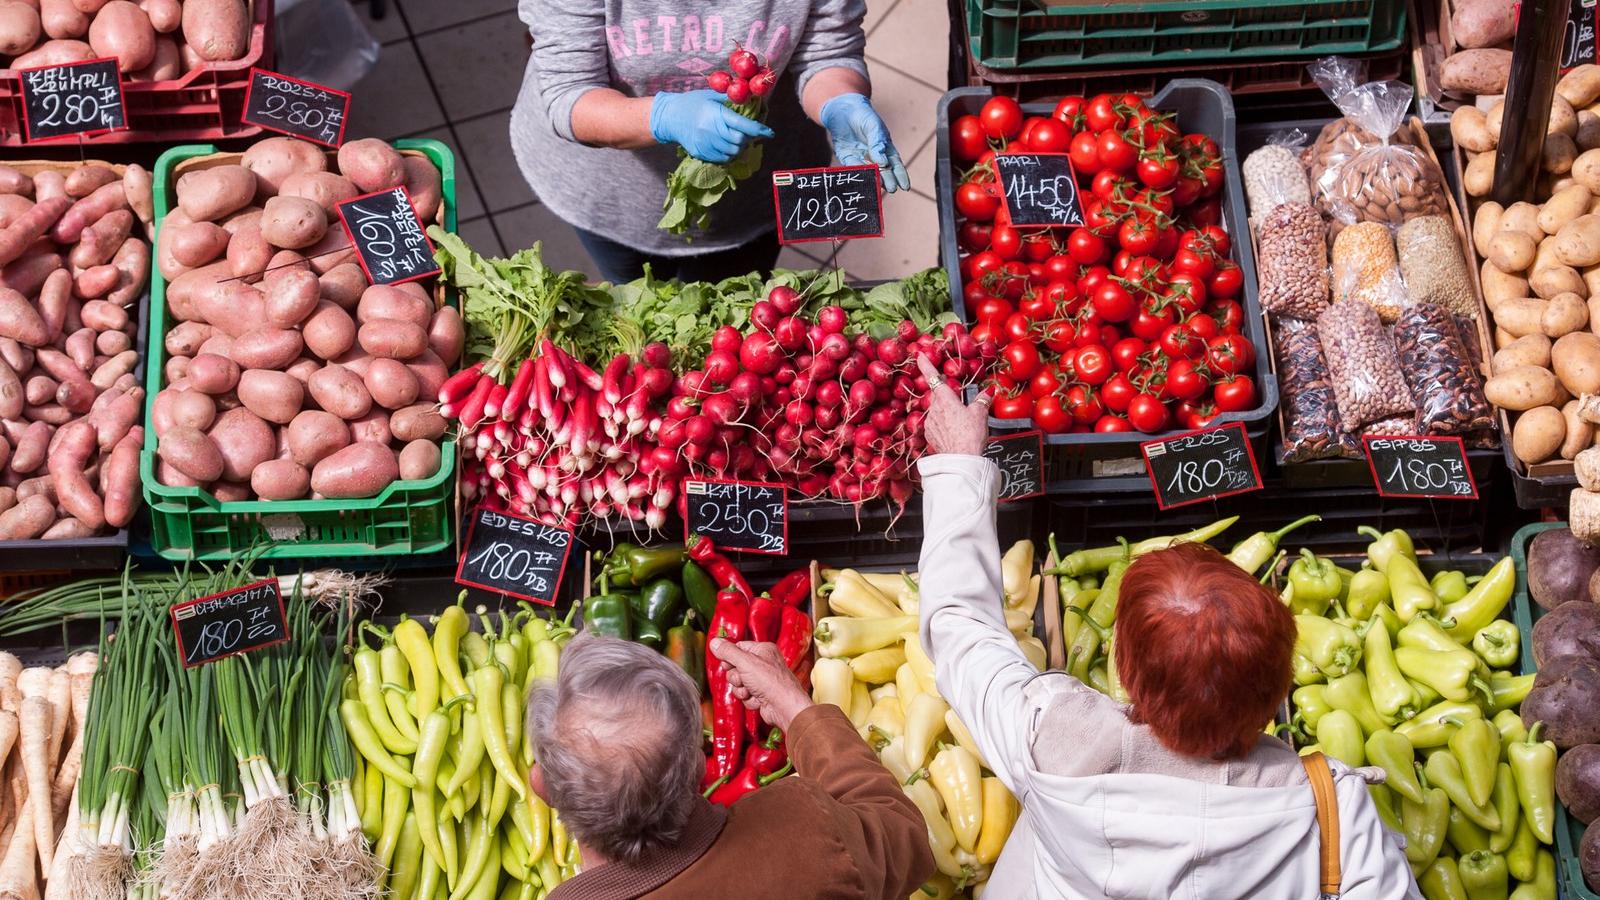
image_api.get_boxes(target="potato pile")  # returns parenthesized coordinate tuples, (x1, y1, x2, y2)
(0, 0, 250, 81)
(151, 137, 459, 503)
(0, 162, 150, 541)
(1460, 69, 1600, 468)
(1439, 0, 1514, 96)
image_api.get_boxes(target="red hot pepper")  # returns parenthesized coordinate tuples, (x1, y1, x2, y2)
(688, 536, 755, 601)
(745, 727, 788, 775)
(777, 605, 813, 688)
(704, 586, 750, 785)
(707, 760, 794, 807)
(749, 594, 782, 643)
(768, 569, 811, 607)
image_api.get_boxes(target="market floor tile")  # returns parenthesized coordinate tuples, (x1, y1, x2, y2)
(866, 0, 950, 90)
(452, 111, 539, 215)
(395, 0, 518, 36)
(345, 41, 446, 140)
(415, 11, 529, 122)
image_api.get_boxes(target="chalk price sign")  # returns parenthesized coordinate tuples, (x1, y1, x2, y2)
(984, 431, 1044, 502)
(336, 187, 440, 285)
(1141, 421, 1263, 509)
(456, 507, 574, 605)
(1363, 436, 1478, 500)
(1563, 0, 1599, 70)
(683, 479, 789, 555)
(771, 165, 884, 244)
(171, 579, 290, 669)
(243, 68, 351, 147)
(993, 153, 1083, 228)
(18, 57, 125, 142)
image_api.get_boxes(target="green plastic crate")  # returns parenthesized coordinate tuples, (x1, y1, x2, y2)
(967, 0, 1407, 71)
(139, 139, 458, 561)
(1510, 520, 1595, 900)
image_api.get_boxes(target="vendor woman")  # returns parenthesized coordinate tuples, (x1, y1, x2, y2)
(511, 0, 910, 284)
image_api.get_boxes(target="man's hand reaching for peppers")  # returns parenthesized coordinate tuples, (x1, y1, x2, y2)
(710, 639, 812, 732)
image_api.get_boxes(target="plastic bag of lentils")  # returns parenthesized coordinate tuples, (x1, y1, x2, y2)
(1317, 299, 1416, 433)
(1274, 317, 1361, 462)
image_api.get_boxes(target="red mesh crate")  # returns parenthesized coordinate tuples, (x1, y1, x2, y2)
(0, 0, 273, 146)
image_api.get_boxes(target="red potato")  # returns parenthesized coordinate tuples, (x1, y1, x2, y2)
(303, 229, 355, 275)
(338, 139, 406, 193)
(405, 349, 448, 400)
(403, 157, 443, 223)
(280, 172, 358, 218)
(230, 327, 303, 370)
(263, 268, 318, 328)
(286, 410, 349, 467)
(122, 163, 152, 232)
(164, 260, 231, 322)
(25, 375, 57, 406)
(207, 407, 273, 481)
(168, 221, 228, 268)
(331, 347, 372, 377)
(2, 250, 64, 296)
(155, 205, 193, 279)
(0, 338, 32, 376)
(157, 425, 223, 481)
(78, 299, 126, 332)
(156, 458, 198, 487)
(34, 347, 83, 384)
(10, 421, 49, 473)
(165, 322, 212, 357)
(41, 517, 94, 538)
(242, 138, 327, 196)
(72, 0, 111, 12)
(0, 435, 8, 471)
(36, 269, 69, 341)
(130, 33, 179, 79)
(208, 481, 249, 500)
(187, 353, 239, 395)
(426, 307, 463, 366)
(302, 300, 355, 360)
(0, 495, 55, 539)
(265, 248, 308, 275)
(175, 165, 254, 222)
(73, 264, 119, 299)
(236, 369, 303, 424)
(225, 223, 271, 278)
(284, 357, 319, 384)
(0, 287, 49, 347)
(356, 283, 431, 328)
(54, 377, 94, 413)
(33, 170, 66, 202)
(217, 206, 262, 235)
(167, 389, 215, 431)
(0, 195, 33, 229)
(15, 475, 53, 500)
(93, 385, 139, 449)
(68, 208, 133, 268)
(90, 349, 136, 389)
(137, 0, 175, 31)
(51, 183, 126, 245)
(63, 166, 117, 199)
(310, 441, 397, 499)
(12, 36, 90, 66)
(47, 421, 102, 528)
(196, 333, 232, 358)
(398, 439, 440, 481)
(0, 167, 31, 198)
(364, 357, 419, 410)
(38, 0, 86, 40)
(181, 0, 246, 60)
(357, 318, 427, 360)
(194, 281, 265, 337)
(95, 328, 130, 355)
(23, 403, 71, 424)
(251, 458, 309, 500)
(0, 487, 13, 515)
(0, 1, 41, 54)
(307, 364, 370, 420)
(318, 263, 365, 310)
(107, 236, 148, 306)
(0, 196, 70, 267)
(389, 403, 446, 442)
(149, 387, 176, 435)
(348, 410, 390, 445)
(0, 359, 19, 419)
(259, 196, 327, 250)
(100, 426, 140, 527)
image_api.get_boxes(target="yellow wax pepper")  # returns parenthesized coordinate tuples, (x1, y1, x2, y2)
(820, 570, 901, 618)
(905, 693, 951, 771)
(930, 744, 984, 853)
(975, 777, 1020, 865)
(1001, 540, 1035, 608)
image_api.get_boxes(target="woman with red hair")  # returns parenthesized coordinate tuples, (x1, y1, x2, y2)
(912, 356, 1419, 899)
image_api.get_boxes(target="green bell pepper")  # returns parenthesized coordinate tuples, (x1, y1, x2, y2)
(681, 560, 718, 622)
(1288, 549, 1343, 615)
(1489, 762, 1519, 853)
(1457, 850, 1508, 900)
(1447, 805, 1492, 854)
(1471, 621, 1519, 669)
(1441, 558, 1517, 642)
(1226, 515, 1319, 576)
(1425, 750, 1501, 831)
(603, 543, 687, 588)
(1488, 672, 1534, 714)
(1449, 717, 1502, 809)
(1365, 620, 1422, 720)
(1295, 614, 1363, 678)
(1396, 646, 1487, 704)
(1403, 763, 1450, 867)
(1326, 671, 1396, 735)
(1420, 856, 1470, 900)
(1367, 729, 1425, 803)
(1506, 722, 1556, 844)
(632, 577, 685, 640)
(1347, 568, 1391, 621)
(584, 575, 635, 641)
(1316, 709, 1365, 767)
(1431, 570, 1472, 605)
(1397, 700, 1484, 749)
(1507, 849, 1555, 900)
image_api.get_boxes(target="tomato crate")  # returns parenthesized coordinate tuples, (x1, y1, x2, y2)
(139, 139, 458, 561)
(0, 0, 272, 147)
(965, 0, 1406, 72)
(935, 81, 1278, 494)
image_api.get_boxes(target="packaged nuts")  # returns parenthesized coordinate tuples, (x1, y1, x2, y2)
(1274, 317, 1361, 462)
(1258, 203, 1331, 320)
(1243, 145, 1312, 222)
(1393, 302, 1495, 436)
(1317, 299, 1416, 432)
(1333, 222, 1408, 323)
(1396, 216, 1478, 318)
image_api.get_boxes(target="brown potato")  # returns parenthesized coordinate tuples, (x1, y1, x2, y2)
(1488, 231, 1537, 272)
(1486, 365, 1563, 410)
(1513, 406, 1567, 465)
(1555, 331, 1600, 393)
(1564, 399, 1595, 459)
(1547, 292, 1591, 336)
(1530, 265, 1587, 299)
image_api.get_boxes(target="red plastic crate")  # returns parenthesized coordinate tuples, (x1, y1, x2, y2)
(0, 0, 273, 146)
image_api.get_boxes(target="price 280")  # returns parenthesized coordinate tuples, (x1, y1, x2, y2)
(695, 501, 784, 552)
(465, 540, 556, 594)
(34, 93, 113, 129)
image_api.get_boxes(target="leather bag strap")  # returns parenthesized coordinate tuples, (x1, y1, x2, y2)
(1300, 751, 1342, 899)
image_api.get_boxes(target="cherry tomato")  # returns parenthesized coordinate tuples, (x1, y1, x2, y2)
(1067, 228, 1108, 265)
(1096, 129, 1136, 173)
(991, 388, 1032, 420)
(1130, 301, 1176, 342)
(1082, 197, 1117, 236)
(1044, 279, 1079, 311)
(970, 322, 998, 347)
(972, 296, 1013, 327)
(1044, 254, 1078, 283)
(1020, 231, 1054, 263)
(1207, 333, 1255, 375)
(1095, 414, 1133, 432)
(1074, 309, 1105, 348)
(1002, 311, 1033, 343)
(1028, 118, 1071, 154)
(1084, 94, 1124, 132)
(990, 224, 1022, 260)
(1136, 148, 1179, 189)
(1052, 96, 1086, 130)
(1200, 224, 1231, 256)
(1111, 250, 1135, 277)
(1122, 255, 1165, 286)
(1208, 261, 1243, 299)
(1077, 265, 1111, 295)
(1000, 339, 1040, 379)
(1101, 373, 1135, 413)
(999, 260, 1030, 299)
(1171, 175, 1202, 208)
(1126, 393, 1170, 433)
(979, 96, 1023, 140)
(1075, 344, 1111, 385)
(1065, 385, 1104, 425)
(955, 181, 1000, 221)
(1029, 363, 1063, 399)
(1068, 131, 1101, 174)
(967, 249, 1003, 282)
(1091, 170, 1127, 202)
(1042, 319, 1075, 352)
(1136, 187, 1175, 219)
(1110, 337, 1145, 371)
(1213, 373, 1257, 412)
(1187, 196, 1223, 228)
(1209, 297, 1245, 334)
(950, 115, 988, 163)
(1091, 282, 1135, 323)
(1158, 322, 1206, 360)
(1033, 394, 1070, 433)
(1152, 223, 1179, 260)
(1165, 358, 1210, 402)
(958, 221, 992, 253)
(1117, 216, 1159, 255)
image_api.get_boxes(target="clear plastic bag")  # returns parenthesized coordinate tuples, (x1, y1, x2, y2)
(1396, 215, 1478, 318)
(1316, 298, 1416, 432)
(274, 0, 381, 91)
(1362, 414, 1419, 436)
(1333, 222, 1408, 323)
(1393, 302, 1495, 436)
(1304, 56, 1449, 229)
(1243, 131, 1312, 222)
(1274, 317, 1361, 462)
(1258, 202, 1331, 320)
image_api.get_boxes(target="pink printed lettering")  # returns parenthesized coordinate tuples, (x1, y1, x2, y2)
(746, 21, 764, 50)
(658, 15, 677, 53)
(605, 26, 632, 58)
(682, 15, 701, 52)
(633, 18, 653, 55)
(764, 25, 790, 60)
(704, 15, 724, 53)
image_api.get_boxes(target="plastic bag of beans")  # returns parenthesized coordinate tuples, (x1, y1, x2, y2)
(1317, 298, 1416, 433)
(1393, 302, 1494, 436)
(1274, 317, 1361, 462)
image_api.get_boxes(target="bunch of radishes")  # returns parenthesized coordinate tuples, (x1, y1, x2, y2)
(649, 285, 990, 512)
(706, 46, 777, 103)
(451, 339, 677, 530)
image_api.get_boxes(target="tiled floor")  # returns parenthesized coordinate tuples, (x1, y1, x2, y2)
(350, 0, 946, 282)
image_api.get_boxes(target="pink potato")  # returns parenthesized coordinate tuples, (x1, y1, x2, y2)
(164, 321, 214, 357)
(363, 357, 419, 410)
(356, 283, 431, 328)
(156, 458, 199, 487)
(286, 410, 350, 468)
(251, 458, 310, 500)
(307, 364, 371, 420)
(168, 389, 216, 431)
(280, 171, 359, 218)
(427, 306, 464, 366)
(0, 358, 20, 419)
(398, 439, 441, 481)
(101, 427, 141, 528)
(389, 403, 446, 442)
(87, 0, 154, 71)
(169, 221, 230, 268)
(176, 165, 255, 222)
(207, 406, 274, 481)
(47, 421, 103, 528)
(264, 267, 319, 328)
(95, 328, 131, 355)
(0, 2, 41, 56)
(304, 228, 355, 274)
(211, 481, 252, 501)
(358, 318, 427, 360)
(51, 183, 126, 245)
(318, 263, 366, 310)
(196, 333, 232, 358)
(2, 250, 65, 298)
(403, 156, 443, 223)
(157, 425, 224, 481)
(229, 327, 304, 370)
(405, 350, 448, 400)
(73, 265, 120, 300)
(337, 139, 406, 193)
(0, 286, 50, 346)
(64, 166, 118, 199)
(106, 237, 148, 305)
(310, 441, 398, 499)
(164, 355, 190, 386)
(166, 261, 235, 324)
(259, 195, 327, 250)
(348, 410, 390, 445)
(180, 0, 246, 61)
(285, 357, 320, 384)
(68, 208, 134, 268)
(187, 353, 239, 394)
(302, 300, 356, 361)
(139, 0, 179, 33)
(241, 137, 328, 196)
(225, 223, 271, 280)
(237, 369, 304, 424)
(0, 495, 55, 539)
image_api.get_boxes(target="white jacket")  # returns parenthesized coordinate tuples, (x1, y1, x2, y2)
(915, 455, 1423, 900)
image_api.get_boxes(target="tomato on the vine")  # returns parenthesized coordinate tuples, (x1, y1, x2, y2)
(1091, 282, 1135, 323)
(1171, 175, 1202, 208)
(1165, 358, 1210, 401)
(1209, 298, 1245, 334)
(991, 387, 1032, 420)
(1187, 196, 1223, 228)
(1208, 260, 1243, 299)
(1130, 300, 1176, 341)
(1207, 333, 1255, 375)
(1019, 290, 1056, 321)
(1044, 279, 1079, 310)
(1033, 395, 1071, 433)
(1213, 373, 1257, 412)
(1052, 96, 1087, 130)
(979, 96, 1023, 140)
(955, 182, 1000, 221)
(1135, 147, 1179, 190)
(1101, 373, 1135, 413)
(1067, 228, 1108, 265)
(1002, 311, 1033, 343)
(966, 249, 1003, 282)
(1084, 93, 1124, 132)
(1091, 170, 1128, 202)
(1117, 216, 1160, 256)
(999, 260, 1030, 300)
(1126, 393, 1170, 433)
(1096, 129, 1136, 173)
(970, 322, 998, 346)
(1172, 246, 1215, 279)
(1110, 337, 1145, 371)
(1077, 265, 1111, 296)
(1042, 319, 1075, 352)
(990, 224, 1022, 260)
(1021, 231, 1055, 262)
(1176, 399, 1217, 430)
(1065, 385, 1104, 425)
(1028, 363, 1063, 399)
(1043, 254, 1077, 282)
(1029, 118, 1071, 154)
(1075, 344, 1111, 385)
(972, 295, 1012, 327)
(958, 221, 992, 253)
(1068, 131, 1101, 174)
(1158, 322, 1206, 360)
(1186, 312, 1218, 342)
(951, 116, 989, 165)
(1000, 339, 1040, 379)
(1163, 273, 1207, 316)
(1095, 414, 1133, 432)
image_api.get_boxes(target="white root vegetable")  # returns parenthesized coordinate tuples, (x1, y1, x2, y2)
(18, 694, 51, 873)
(0, 796, 38, 900)
(0, 655, 18, 714)
(0, 710, 16, 776)
(43, 671, 66, 773)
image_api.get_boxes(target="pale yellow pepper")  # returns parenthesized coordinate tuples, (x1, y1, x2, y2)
(848, 645, 907, 684)
(905, 693, 951, 771)
(975, 777, 1020, 865)
(821, 570, 901, 618)
(930, 744, 984, 853)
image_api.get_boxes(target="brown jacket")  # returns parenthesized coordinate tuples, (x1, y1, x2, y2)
(548, 704, 934, 900)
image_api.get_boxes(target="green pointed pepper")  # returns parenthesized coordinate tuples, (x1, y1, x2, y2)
(1292, 685, 1334, 735)
(1052, 516, 1237, 576)
(1410, 676, 1443, 710)
(1360, 526, 1418, 570)
(1420, 856, 1470, 900)
(1316, 709, 1365, 767)
(1068, 560, 1128, 681)
(1326, 671, 1397, 735)
(1492, 709, 1527, 753)
(1489, 762, 1519, 853)
(1295, 615, 1363, 678)
(1367, 729, 1425, 803)
(1397, 700, 1483, 748)
(1292, 653, 1327, 686)
(1471, 621, 1519, 669)
(1396, 646, 1486, 704)
(1506, 849, 1554, 900)
(1360, 527, 1436, 622)
(1448, 805, 1492, 854)
(1506, 722, 1556, 844)
(1403, 763, 1450, 867)
(1488, 672, 1534, 715)
(1369, 782, 1404, 833)
(1431, 570, 1471, 605)
(1441, 558, 1516, 642)
(1425, 750, 1501, 831)
(1505, 818, 1538, 881)
(1399, 614, 1471, 654)
(1226, 515, 1320, 575)
(1456, 850, 1508, 900)
(1371, 603, 1404, 639)
(1449, 717, 1502, 808)
(1347, 568, 1391, 621)
(1288, 549, 1343, 615)
(680, 560, 718, 622)
(1365, 620, 1421, 720)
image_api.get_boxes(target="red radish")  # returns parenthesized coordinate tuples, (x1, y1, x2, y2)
(738, 332, 781, 374)
(768, 285, 801, 314)
(818, 306, 848, 334)
(703, 350, 739, 386)
(815, 381, 843, 409)
(707, 70, 732, 92)
(712, 325, 742, 352)
(439, 362, 486, 404)
(729, 48, 759, 78)
(727, 371, 764, 403)
(677, 370, 707, 396)
(750, 300, 779, 331)
(642, 342, 671, 368)
(818, 333, 850, 362)
(750, 69, 777, 97)
(774, 317, 806, 350)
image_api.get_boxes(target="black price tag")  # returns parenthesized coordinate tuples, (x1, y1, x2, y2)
(993, 153, 1082, 228)
(170, 579, 289, 669)
(336, 187, 441, 286)
(984, 431, 1044, 502)
(243, 68, 351, 147)
(1363, 435, 1478, 500)
(455, 506, 575, 606)
(1141, 421, 1263, 510)
(1564, 0, 1599, 70)
(18, 58, 126, 142)
(771, 165, 884, 244)
(683, 479, 788, 555)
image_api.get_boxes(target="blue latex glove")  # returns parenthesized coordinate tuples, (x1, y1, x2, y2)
(820, 93, 910, 193)
(649, 90, 773, 164)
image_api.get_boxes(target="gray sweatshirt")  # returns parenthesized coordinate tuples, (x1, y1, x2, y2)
(510, 0, 868, 257)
